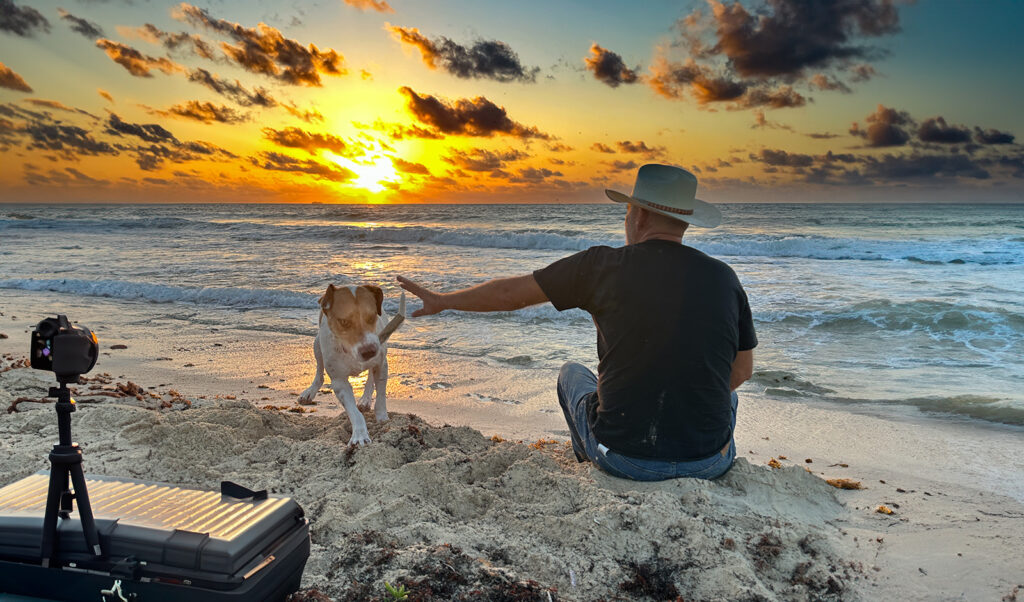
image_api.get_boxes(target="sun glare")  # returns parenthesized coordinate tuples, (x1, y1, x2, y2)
(326, 153, 400, 193)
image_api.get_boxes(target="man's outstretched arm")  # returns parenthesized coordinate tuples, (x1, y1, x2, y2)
(397, 274, 548, 317)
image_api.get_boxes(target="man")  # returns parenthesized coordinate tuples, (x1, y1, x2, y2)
(397, 164, 756, 480)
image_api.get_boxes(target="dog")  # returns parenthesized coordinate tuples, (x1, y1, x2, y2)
(299, 284, 405, 446)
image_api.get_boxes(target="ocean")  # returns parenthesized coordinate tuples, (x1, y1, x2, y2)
(2, 202, 1023, 429)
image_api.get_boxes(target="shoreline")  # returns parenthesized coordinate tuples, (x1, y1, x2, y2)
(2, 291, 1024, 598)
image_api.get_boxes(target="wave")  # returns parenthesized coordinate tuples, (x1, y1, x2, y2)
(750, 369, 1024, 426)
(0, 278, 319, 310)
(758, 299, 1024, 340)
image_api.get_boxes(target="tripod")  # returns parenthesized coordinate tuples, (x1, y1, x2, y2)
(39, 380, 102, 567)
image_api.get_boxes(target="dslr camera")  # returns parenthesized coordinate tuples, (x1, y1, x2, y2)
(30, 315, 99, 384)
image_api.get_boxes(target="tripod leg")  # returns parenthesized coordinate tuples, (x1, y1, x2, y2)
(40, 465, 67, 567)
(68, 464, 102, 557)
(60, 470, 72, 518)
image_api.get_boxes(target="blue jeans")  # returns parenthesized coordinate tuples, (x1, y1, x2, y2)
(556, 362, 737, 481)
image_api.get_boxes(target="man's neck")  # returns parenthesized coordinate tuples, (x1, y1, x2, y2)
(635, 232, 683, 244)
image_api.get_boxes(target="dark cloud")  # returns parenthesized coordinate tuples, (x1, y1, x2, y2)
(591, 142, 614, 153)
(805, 131, 840, 139)
(749, 148, 814, 167)
(188, 68, 277, 107)
(174, 3, 346, 86)
(107, 113, 178, 144)
(606, 160, 638, 171)
(58, 9, 103, 39)
(682, 0, 899, 79)
(262, 126, 348, 155)
(135, 23, 216, 60)
(850, 104, 913, 147)
(157, 100, 247, 124)
(390, 157, 430, 175)
(917, 117, 971, 144)
(974, 127, 1015, 145)
(387, 25, 539, 83)
(96, 39, 183, 77)
(64, 167, 106, 184)
(282, 103, 324, 124)
(25, 98, 99, 119)
(399, 87, 550, 139)
(442, 148, 529, 171)
(617, 140, 665, 156)
(584, 44, 640, 88)
(24, 123, 118, 157)
(0, 0, 50, 37)
(849, 63, 877, 82)
(509, 166, 563, 183)
(250, 151, 356, 182)
(0, 61, 32, 92)
(648, 58, 805, 109)
(546, 142, 574, 152)
(861, 153, 990, 180)
(343, 0, 393, 13)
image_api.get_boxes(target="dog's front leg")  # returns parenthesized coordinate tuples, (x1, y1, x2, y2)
(357, 372, 374, 410)
(334, 379, 371, 446)
(298, 335, 325, 405)
(373, 358, 389, 423)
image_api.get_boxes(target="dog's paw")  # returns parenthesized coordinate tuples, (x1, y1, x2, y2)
(356, 394, 373, 411)
(298, 387, 319, 405)
(375, 410, 389, 423)
(347, 429, 371, 447)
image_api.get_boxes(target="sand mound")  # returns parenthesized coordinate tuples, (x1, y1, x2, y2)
(1, 367, 860, 601)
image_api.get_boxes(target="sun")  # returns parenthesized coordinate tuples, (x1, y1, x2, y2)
(326, 153, 401, 193)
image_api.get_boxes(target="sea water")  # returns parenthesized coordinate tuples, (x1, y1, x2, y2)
(2, 203, 1023, 428)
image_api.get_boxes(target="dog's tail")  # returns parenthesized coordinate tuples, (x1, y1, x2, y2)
(377, 291, 406, 343)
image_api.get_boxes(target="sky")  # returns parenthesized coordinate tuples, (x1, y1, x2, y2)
(1, 0, 1022, 203)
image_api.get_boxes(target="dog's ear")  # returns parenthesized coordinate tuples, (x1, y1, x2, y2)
(319, 284, 336, 311)
(363, 285, 384, 315)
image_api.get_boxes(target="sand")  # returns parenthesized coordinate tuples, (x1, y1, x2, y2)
(1, 298, 1023, 600)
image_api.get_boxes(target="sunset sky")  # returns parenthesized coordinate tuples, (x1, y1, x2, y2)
(1, 0, 1022, 203)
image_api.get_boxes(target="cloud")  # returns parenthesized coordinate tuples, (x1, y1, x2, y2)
(749, 148, 814, 167)
(850, 104, 913, 147)
(390, 157, 430, 175)
(157, 100, 247, 123)
(399, 87, 550, 139)
(262, 126, 348, 155)
(751, 109, 794, 131)
(133, 140, 235, 171)
(387, 25, 539, 83)
(917, 116, 971, 144)
(974, 128, 1015, 145)
(58, 9, 103, 39)
(0, 0, 50, 37)
(590, 142, 615, 153)
(606, 160, 639, 171)
(849, 63, 877, 82)
(24, 123, 118, 157)
(617, 140, 665, 156)
(187, 68, 277, 107)
(442, 147, 529, 171)
(132, 23, 216, 60)
(809, 74, 851, 93)
(0, 61, 32, 92)
(107, 113, 178, 144)
(24, 98, 99, 119)
(97, 89, 113, 103)
(686, 0, 899, 79)
(508, 166, 563, 183)
(584, 44, 640, 87)
(648, 57, 806, 109)
(860, 153, 990, 180)
(96, 39, 184, 77)
(174, 3, 346, 86)
(283, 103, 325, 123)
(546, 142, 574, 152)
(344, 0, 394, 13)
(250, 150, 355, 182)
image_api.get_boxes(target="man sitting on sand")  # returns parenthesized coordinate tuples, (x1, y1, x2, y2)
(398, 164, 756, 480)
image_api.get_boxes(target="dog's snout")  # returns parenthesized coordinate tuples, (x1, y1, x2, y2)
(358, 344, 378, 361)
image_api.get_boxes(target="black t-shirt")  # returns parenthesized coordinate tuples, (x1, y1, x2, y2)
(533, 240, 757, 461)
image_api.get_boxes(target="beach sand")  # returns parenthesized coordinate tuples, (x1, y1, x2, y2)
(1, 300, 1023, 600)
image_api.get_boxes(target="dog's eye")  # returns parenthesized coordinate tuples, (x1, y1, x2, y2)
(338, 318, 352, 329)
(366, 316, 376, 325)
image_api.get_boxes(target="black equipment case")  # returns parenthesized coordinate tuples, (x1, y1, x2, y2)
(0, 472, 310, 601)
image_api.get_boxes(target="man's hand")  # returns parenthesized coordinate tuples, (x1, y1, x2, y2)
(396, 276, 446, 317)
(397, 274, 548, 316)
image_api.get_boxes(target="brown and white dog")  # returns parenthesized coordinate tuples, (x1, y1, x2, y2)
(299, 284, 405, 446)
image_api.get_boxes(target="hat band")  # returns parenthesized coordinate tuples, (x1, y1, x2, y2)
(642, 199, 694, 216)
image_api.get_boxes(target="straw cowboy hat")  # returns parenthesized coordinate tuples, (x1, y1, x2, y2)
(605, 164, 722, 228)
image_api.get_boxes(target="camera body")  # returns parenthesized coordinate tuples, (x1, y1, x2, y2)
(30, 315, 98, 384)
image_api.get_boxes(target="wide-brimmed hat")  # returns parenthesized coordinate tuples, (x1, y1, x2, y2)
(605, 164, 722, 228)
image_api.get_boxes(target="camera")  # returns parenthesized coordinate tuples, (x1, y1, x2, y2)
(30, 315, 99, 384)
